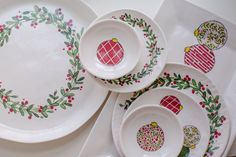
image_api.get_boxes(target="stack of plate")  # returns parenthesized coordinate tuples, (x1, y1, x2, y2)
(78, 9, 231, 157)
(79, 9, 167, 93)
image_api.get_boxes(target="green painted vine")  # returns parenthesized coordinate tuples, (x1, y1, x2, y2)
(100, 13, 164, 86)
(0, 5, 85, 119)
(119, 72, 226, 156)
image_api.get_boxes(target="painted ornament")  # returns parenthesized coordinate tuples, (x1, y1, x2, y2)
(194, 20, 227, 50)
(184, 44, 215, 73)
(96, 38, 124, 65)
(184, 20, 227, 73)
(160, 95, 183, 114)
(178, 125, 201, 157)
(183, 125, 201, 149)
(136, 122, 165, 151)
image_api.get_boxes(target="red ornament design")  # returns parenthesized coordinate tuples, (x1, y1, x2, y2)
(160, 95, 183, 115)
(96, 38, 124, 65)
(137, 122, 165, 151)
(184, 44, 215, 73)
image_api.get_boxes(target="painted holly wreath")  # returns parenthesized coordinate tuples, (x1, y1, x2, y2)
(119, 72, 226, 156)
(0, 5, 85, 119)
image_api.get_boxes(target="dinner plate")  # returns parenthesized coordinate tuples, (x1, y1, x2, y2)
(123, 88, 210, 157)
(0, 0, 108, 143)
(92, 9, 167, 93)
(112, 63, 230, 157)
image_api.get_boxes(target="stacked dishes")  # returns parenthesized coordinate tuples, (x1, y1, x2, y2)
(79, 9, 230, 157)
(79, 9, 167, 93)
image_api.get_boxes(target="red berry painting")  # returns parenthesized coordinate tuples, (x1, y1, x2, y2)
(96, 38, 124, 66)
(183, 20, 227, 73)
(136, 122, 165, 151)
(184, 44, 215, 73)
(160, 95, 183, 115)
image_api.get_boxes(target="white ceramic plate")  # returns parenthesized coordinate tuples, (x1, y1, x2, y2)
(112, 63, 230, 157)
(124, 88, 210, 157)
(0, 0, 108, 143)
(92, 9, 167, 93)
(120, 105, 184, 157)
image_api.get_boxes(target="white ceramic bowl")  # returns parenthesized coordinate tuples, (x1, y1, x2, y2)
(119, 105, 184, 157)
(79, 19, 141, 80)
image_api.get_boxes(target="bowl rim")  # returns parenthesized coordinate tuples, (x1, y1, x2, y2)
(119, 104, 184, 157)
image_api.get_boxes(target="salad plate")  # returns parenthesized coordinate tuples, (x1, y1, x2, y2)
(92, 9, 167, 93)
(112, 63, 230, 157)
(0, 0, 108, 143)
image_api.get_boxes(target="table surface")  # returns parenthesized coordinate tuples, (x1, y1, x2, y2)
(0, 0, 236, 157)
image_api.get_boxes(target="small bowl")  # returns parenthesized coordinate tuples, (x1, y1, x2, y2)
(119, 105, 184, 157)
(79, 19, 141, 80)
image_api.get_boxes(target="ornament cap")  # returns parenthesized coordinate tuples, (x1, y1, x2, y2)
(190, 145, 196, 149)
(151, 121, 158, 127)
(112, 38, 118, 42)
(194, 29, 199, 36)
(184, 47, 191, 53)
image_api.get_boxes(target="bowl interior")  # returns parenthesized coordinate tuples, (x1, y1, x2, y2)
(80, 19, 141, 79)
(120, 105, 184, 157)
